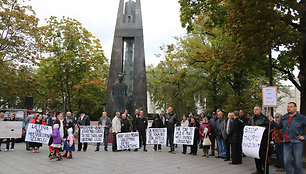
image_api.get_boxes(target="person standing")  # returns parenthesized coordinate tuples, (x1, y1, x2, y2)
(189, 116, 200, 155)
(124, 109, 133, 132)
(53, 113, 66, 150)
(63, 128, 75, 159)
(95, 112, 112, 151)
(165, 107, 179, 154)
(4, 113, 17, 151)
(181, 114, 189, 154)
(45, 114, 53, 126)
(216, 111, 226, 158)
(151, 114, 164, 152)
(29, 114, 47, 153)
(112, 112, 121, 152)
(135, 110, 148, 152)
(77, 111, 90, 151)
(209, 112, 218, 156)
(224, 112, 234, 162)
(121, 113, 131, 133)
(64, 112, 76, 136)
(24, 113, 36, 151)
(249, 105, 270, 174)
(49, 124, 62, 161)
(269, 102, 306, 174)
(199, 117, 212, 157)
(228, 111, 244, 165)
(271, 113, 285, 172)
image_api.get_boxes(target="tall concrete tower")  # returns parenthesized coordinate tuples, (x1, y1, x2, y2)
(105, 0, 147, 118)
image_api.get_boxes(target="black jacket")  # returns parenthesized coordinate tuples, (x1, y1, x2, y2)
(189, 121, 200, 139)
(135, 117, 148, 132)
(121, 118, 131, 132)
(151, 119, 164, 128)
(228, 118, 244, 143)
(166, 113, 179, 131)
(77, 115, 90, 127)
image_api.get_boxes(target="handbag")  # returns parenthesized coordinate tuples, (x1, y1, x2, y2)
(202, 132, 211, 146)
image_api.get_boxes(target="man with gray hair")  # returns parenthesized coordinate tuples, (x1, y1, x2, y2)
(216, 111, 226, 158)
(95, 112, 111, 152)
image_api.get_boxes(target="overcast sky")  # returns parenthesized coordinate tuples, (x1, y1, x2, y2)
(27, 0, 186, 66)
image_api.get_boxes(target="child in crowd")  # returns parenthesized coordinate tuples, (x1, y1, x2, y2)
(63, 128, 75, 159)
(49, 124, 62, 161)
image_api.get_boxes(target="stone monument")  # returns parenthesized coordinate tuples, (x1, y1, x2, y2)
(105, 0, 147, 117)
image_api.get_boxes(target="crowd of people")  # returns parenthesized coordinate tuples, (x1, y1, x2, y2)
(0, 102, 305, 174)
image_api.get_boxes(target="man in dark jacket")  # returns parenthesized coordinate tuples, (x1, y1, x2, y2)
(166, 107, 179, 154)
(216, 111, 226, 158)
(63, 112, 76, 137)
(209, 112, 218, 156)
(135, 110, 148, 152)
(249, 105, 270, 174)
(95, 112, 111, 151)
(151, 114, 164, 151)
(121, 114, 131, 133)
(77, 111, 90, 151)
(228, 111, 244, 165)
(269, 102, 306, 174)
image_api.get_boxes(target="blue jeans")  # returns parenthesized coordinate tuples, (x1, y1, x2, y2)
(217, 137, 226, 157)
(274, 142, 284, 169)
(96, 133, 108, 150)
(283, 142, 304, 174)
(167, 130, 174, 152)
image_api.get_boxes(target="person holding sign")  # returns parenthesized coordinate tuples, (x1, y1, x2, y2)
(249, 106, 270, 174)
(95, 112, 112, 152)
(77, 111, 90, 152)
(181, 114, 189, 154)
(29, 114, 47, 153)
(135, 110, 148, 152)
(269, 102, 306, 174)
(151, 114, 165, 152)
(189, 116, 200, 155)
(3, 112, 17, 152)
(166, 107, 179, 154)
(112, 112, 121, 152)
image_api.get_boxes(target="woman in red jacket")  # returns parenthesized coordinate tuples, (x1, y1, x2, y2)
(29, 114, 46, 153)
(199, 117, 212, 157)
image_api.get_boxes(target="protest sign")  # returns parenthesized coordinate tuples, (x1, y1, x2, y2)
(80, 126, 104, 143)
(116, 132, 139, 150)
(0, 121, 23, 138)
(174, 127, 195, 145)
(262, 86, 278, 107)
(146, 128, 167, 145)
(25, 124, 52, 144)
(242, 126, 266, 159)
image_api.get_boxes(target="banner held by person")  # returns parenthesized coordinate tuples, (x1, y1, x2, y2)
(242, 126, 266, 159)
(25, 123, 52, 144)
(174, 127, 195, 145)
(146, 128, 167, 145)
(116, 132, 139, 150)
(80, 126, 104, 143)
(0, 121, 23, 138)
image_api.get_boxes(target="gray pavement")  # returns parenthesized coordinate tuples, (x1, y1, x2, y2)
(0, 143, 297, 174)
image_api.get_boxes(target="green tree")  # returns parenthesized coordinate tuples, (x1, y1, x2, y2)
(37, 16, 108, 119)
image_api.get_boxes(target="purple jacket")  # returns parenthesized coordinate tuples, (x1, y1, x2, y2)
(51, 129, 61, 144)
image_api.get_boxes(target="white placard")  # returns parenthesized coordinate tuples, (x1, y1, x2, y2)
(262, 86, 278, 107)
(80, 126, 104, 143)
(25, 124, 52, 144)
(174, 127, 195, 145)
(146, 128, 167, 145)
(0, 121, 23, 138)
(116, 132, 139, 150)
(242, 126, 266, 159)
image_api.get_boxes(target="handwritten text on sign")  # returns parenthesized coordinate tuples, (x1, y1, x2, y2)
(174, 127, 195, 145)
(116, 132, 139, 150)
(80, 126, 104, 143)
(242, 126, 266, 159)
(146, 128, 167, 145)
(0, 121, 23, 138)
(25, 124, 52, 144)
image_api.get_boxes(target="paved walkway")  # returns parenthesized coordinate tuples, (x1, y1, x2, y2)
(0, 143, 300, 174)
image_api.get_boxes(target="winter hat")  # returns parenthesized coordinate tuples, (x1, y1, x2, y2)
(67, 128, 73, 135)
(53, 124, 59, 129)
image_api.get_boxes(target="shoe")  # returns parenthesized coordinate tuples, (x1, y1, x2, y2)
(104, 149, 108, 151)
(229, 162, 238, 165)
(209, 154, 214, 156)
(224, 159, 230, 161)
(77, 149, 81, 151)
(11, 149, 14, 151)
(251, 171, 259, 174)
(62, 152, 68, 158)
(134, 149, 138, 152)
(171, 151, 176, 154)
(168, 150, 172, 153)
(95, 149, 99, 152)
(50, 151, 56, 160)
(144, 149, 147, 152)
(188, 152, 193, 154)
(193, 153, 197, 156)
(48, 152, 53, 160)
(182, 152, 186, 154)
(158, 149, 162, 152)
(56, 153, 62, 161)
(4, 149, 8, 152)
(67, 152, 72, 159)
(83, 149, 86, 152)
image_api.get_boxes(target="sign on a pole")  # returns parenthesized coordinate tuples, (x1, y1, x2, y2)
(262, 86, 278, 107)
